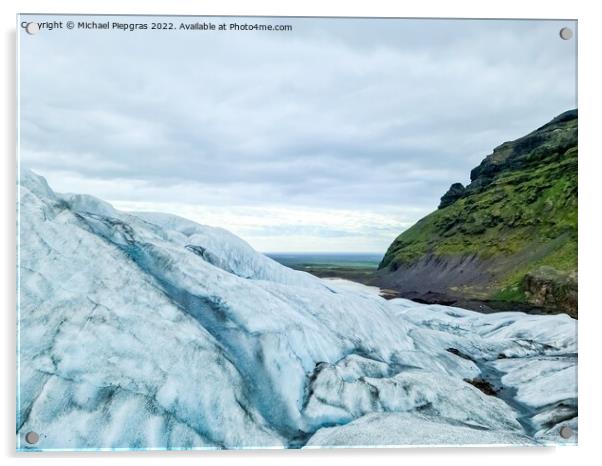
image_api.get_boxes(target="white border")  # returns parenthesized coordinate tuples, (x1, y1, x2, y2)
(2, 1, 601, 465)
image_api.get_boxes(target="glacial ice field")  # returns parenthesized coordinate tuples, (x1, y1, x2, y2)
(17, 170, 577, 450)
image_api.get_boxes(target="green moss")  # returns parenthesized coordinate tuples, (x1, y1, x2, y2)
(492, 285, 526, 303)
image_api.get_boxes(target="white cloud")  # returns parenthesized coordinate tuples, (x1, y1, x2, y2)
(111, 200, 424, 253)
(19, 16, 577, 252)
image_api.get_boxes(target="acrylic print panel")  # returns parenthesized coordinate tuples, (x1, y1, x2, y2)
(16, 15, 577, 451)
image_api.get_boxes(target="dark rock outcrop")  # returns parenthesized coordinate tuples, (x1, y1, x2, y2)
(439, 183, 466, 209)
(522, 267, 578, 318)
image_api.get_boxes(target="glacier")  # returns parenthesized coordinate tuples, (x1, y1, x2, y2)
(17, 169, 577, 450)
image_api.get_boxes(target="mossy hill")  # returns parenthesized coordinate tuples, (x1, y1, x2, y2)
(375, 110, 578, 317)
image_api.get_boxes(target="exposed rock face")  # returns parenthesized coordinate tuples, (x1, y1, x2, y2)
(376, 110, 578, 316)
(439, 183, 466, 209)
(522, 267, 578, 318)
(468, 110, 578, 196)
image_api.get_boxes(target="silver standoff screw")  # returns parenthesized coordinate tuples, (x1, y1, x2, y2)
(24, 431, 39, 444)
(25, 22, 40, 35)
(559, 425, 573, 439)
(559, 27, 573, 40)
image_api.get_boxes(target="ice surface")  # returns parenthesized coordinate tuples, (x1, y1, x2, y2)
(17, 169, 577, 450)
(306, 412, 535, 447)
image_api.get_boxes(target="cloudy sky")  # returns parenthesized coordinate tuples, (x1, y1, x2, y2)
(19, 16, 577, 253)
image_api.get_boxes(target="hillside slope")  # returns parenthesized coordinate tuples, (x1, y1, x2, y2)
(376, 110, 577, 317)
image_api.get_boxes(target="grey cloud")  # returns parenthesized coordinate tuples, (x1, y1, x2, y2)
(19, 16, 576, 214)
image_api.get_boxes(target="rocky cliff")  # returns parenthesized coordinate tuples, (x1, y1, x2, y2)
(376, 110, 578, 317)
